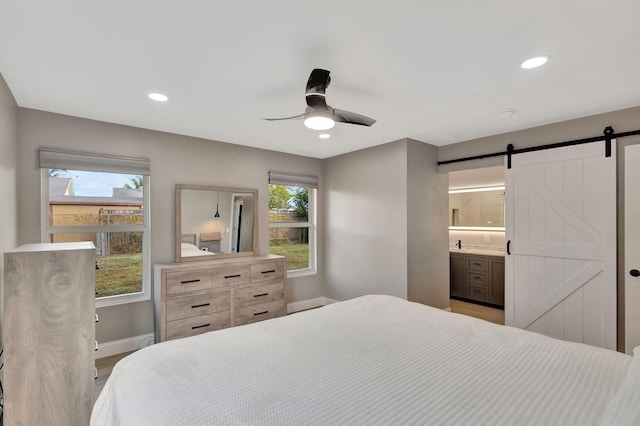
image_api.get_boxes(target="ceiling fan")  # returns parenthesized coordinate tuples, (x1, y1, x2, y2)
(263, 68, 376, 131)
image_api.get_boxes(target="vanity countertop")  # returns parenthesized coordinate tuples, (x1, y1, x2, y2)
(449, 248, 505, 257)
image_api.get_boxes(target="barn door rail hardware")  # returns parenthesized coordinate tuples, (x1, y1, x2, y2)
(437, 126, 640, 167)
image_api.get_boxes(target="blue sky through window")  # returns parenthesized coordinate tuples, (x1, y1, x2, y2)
(54, 170, 140, 197)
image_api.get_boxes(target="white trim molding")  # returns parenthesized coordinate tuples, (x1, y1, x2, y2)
(95, 333, 155, 359)
(287, 297, 336, 314)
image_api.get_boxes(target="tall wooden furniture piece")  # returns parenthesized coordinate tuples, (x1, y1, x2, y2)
(450, 251, 504, 308)
(3, 242, 96, 425)
(154, 255, 286, 342)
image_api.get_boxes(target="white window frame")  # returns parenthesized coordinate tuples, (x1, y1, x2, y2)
(40, 155, 151, 308)
(268, 172, 318, 278)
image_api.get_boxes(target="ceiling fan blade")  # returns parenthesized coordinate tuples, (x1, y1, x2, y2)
(333, 109, 376, 127)
(262, 112, 306, 121)
(306, 69, 331, 109)
(305, 69, 331, 96)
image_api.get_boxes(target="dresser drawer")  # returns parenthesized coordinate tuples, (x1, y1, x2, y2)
(212, 265, 251, 287)
(166, 271, 213, 295)
(166, 311, 231, 340)
(467, 272, 487, 287)
(467, 257, 488, 273)
(166, 290, 230, 321)
(468, 285, 487, 301)
(250, 261, 285, 282)
(234, 300, 284, 326)
(234, 282, 284, 309)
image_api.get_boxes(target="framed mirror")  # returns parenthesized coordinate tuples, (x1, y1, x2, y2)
(449, 186, 505, 230)
(176, 184, 258, 262)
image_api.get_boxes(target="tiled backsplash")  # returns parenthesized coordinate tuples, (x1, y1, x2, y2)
(449, 229, 505, 252)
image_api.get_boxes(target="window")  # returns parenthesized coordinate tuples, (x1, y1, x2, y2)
(268, 172, 317, 276)
(40, 149, 150, 307)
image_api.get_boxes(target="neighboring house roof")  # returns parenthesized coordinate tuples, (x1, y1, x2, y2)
(48, 177, 143, 205)
(49, 177, 74, 197)
(49, 195, 142, 206)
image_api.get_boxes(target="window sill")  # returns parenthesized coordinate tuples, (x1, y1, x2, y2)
(287, 268, 317, 279)
(96, 291, 150, 309)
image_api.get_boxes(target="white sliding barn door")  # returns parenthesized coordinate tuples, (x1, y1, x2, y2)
(505, 141, 617, 350)
(625, 143, 640, 354)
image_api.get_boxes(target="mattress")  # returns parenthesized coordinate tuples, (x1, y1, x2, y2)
(92, 295, 638, 425)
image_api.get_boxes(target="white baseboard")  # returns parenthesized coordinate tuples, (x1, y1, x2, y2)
(287, 297, 336, 313)
(95, 333, 155, 359)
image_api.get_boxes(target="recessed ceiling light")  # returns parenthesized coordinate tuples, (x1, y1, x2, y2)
(521, 56, 549, 69)
(318, 133, 331, 139)
(148, 92, 169, 102)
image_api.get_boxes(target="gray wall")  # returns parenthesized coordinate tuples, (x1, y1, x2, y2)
(16, 108, 324, 343)
(407, 139, 449, 308)
(439, 106, 640, 351)
(324, 140, 408, 300)
(0, 74, 18, 345)
(324, 138, 449, 307)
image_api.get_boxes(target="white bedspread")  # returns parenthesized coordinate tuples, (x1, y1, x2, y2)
(92, 295, 635, 425)
(180, 242, 215, 257)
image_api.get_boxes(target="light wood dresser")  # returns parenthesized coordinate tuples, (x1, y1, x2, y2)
(3, 242, 96, 425)
(154, 255, 286, 342)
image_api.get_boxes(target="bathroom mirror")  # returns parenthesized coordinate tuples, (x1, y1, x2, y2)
(176, 184, 258, 262)
(449, 186, 505, 230)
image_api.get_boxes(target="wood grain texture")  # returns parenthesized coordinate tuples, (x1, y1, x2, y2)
(234, 300, 285, 326)
(450, 252, 504, 307)
(234, 281, 284, 308)
(155, 255, 287, 342)
(3, 242, 95, 426)
(449, 299, 505, 325)
(166, 290, 230, 321)
(167, 311, 231, 340)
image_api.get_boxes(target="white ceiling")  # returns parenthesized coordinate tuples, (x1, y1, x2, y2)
(1, 1, 639, 159)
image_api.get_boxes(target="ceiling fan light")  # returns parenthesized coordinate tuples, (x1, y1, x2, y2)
(304, 115, 335, 131)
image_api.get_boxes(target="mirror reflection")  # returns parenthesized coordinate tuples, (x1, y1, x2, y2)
(176, 185, 257, 262)
(449, 186, 505, 229)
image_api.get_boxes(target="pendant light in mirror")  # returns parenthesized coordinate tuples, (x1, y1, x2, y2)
(214, 191, 220, 218)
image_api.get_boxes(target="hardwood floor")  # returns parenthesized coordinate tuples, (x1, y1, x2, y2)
(449, 299, 505, 325)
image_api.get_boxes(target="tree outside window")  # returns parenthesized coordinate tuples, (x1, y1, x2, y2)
(268, 184, 314, 272)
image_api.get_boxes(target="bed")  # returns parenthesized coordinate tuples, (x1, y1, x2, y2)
(180, 242, 215, 258)
(91, 295, 640, 425)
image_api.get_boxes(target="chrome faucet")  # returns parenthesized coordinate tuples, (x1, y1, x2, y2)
(456, 240, 462, 249)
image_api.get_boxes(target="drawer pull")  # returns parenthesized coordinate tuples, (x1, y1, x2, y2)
(473, 262, 482, 266)
(181, 279, 201, 284)
(94, 367, 98, 380)
(473, 275, 482, 280)
(225, 274, 242, 279)
(94, 313, 99, 323)
(191, 323, 211, 330)
(191, 303, 211, 309)
(253, 293, 269, 298)
(95, 340, 99, 351)
(253, 310, 269, 316)
(261, 269, 276, 274)
(472, 289, 481, 294)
